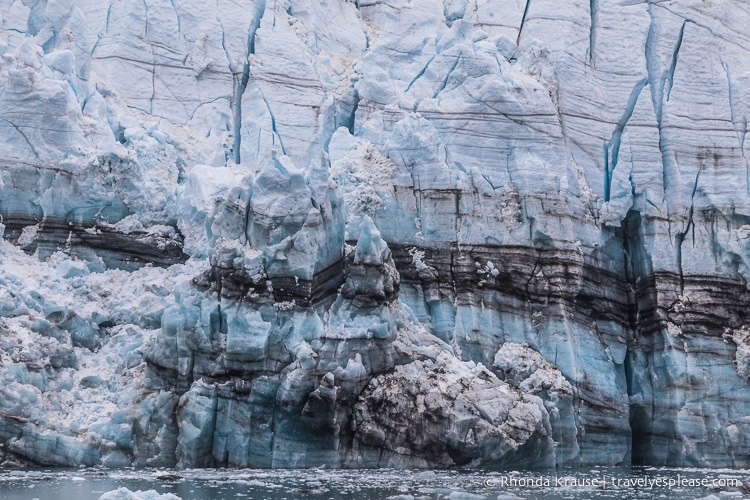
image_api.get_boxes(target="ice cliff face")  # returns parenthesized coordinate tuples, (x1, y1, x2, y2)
(1, 0, 750, 469)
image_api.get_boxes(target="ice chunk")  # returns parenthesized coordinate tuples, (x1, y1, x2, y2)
(354, 217, 389, 266)
(99, 488, 181, 500)
(56, 260, 90, 278)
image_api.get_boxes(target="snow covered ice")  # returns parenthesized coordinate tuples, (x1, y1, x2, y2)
(1, 0, 750, 469)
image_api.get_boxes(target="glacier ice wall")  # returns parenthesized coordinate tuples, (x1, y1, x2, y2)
(1, 0, 750, 468)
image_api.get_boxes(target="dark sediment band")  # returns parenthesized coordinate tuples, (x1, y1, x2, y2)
(2, 215, 188, 270)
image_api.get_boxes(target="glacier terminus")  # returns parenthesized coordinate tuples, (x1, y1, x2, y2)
(0, 0, 749, 470)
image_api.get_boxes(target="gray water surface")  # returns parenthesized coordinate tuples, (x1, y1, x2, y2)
(0, 467, 747, 499)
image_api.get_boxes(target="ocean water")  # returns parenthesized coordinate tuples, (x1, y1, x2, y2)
(0, 467, 747, 499)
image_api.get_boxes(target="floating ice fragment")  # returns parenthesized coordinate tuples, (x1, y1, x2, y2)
(99, 488, 181, 500)
(448, 492, 485, 500)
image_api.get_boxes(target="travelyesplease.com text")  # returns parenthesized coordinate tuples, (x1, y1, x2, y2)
(484, 475, 741, 489)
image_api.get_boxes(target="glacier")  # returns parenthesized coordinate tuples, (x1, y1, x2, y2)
(0, 0, 750, 469)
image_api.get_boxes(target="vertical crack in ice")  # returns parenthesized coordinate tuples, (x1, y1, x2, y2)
(646, 20, 692, 208)
(546, 64, 595, 215)
(150, 59, 156, 115)
(628, 141, 637, 199)
(742, 125, 748, 195)
(644, 8, 659, 120)
(90, 35, 102, 58)
(665, 20, 686, 101)
(645, 17, 688, 120)
(603, 78, 648, 202)
(346, 90, 359, 135)
(140, 0, 157, 114)
(722, 61, 750, 195)
(169, 0, 182, 34)
(588, 0, 598, 65)
(258, 87, 286, 155)
(517, 0, 531, 46)
(232, 0, 266, 164)
(524, 249, 543, 298)
(404, 55, 435, 93)
(505, 141, 517, 185)
(433, 54, 461, 99)
(399, 150, 424, 239)
(657, 137, 672, 204)
(231, 74, 244, 163)
(217, 9, 234, 70)
(454, 189, 460, 239)
(143, 0, 149, 38)
(674, 163, 701, 294)
(248, 0, 266, 56)
(217, 302, 224, 334)
(645, 10, 686, 202)
(620, 206, 670, 463)
(105, 3, 113, 35)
